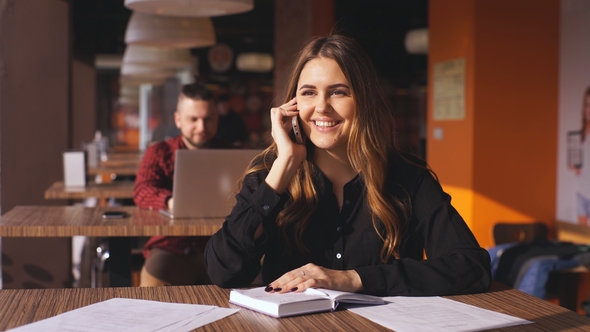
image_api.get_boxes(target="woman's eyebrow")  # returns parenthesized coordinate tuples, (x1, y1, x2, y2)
(298, 83, 350, 90)
(328, 83, 351, 89)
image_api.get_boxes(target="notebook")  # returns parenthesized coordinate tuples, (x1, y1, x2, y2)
(160, 149, 261, 219)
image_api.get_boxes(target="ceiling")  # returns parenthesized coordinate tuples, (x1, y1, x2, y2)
(73, 0, 427, 87)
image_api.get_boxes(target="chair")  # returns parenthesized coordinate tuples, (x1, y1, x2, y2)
(493, 222, 549, 245)
(491, 221, 590, 313)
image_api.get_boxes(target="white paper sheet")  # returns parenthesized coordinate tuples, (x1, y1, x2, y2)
(344, 296, 533, 332)
(7, 298, 239, 332)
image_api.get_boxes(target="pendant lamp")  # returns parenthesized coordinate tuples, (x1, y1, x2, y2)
(123, 45, 193, 68)
(405, 29, 428, 54)
(125, 12, 216, 48)
(236, 53, 274, 73)
(124, 0, 253, 17)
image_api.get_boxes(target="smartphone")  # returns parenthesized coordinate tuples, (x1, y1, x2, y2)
(290, 116, 303, 144)
(102, 211, 129, 219)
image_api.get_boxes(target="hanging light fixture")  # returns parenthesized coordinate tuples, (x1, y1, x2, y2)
(236, 53, 274, 73)
(125, 12, 216, 48)
(124, 0, 254, 17)
(405, 29, 429, 54)
(123, 45, 194, 68)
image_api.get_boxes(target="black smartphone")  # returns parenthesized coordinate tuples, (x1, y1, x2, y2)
(290, 116, 303, 144)
(102, 211, 129, 219)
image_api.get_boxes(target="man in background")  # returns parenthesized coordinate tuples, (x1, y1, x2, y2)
(134, 83, 228, 286)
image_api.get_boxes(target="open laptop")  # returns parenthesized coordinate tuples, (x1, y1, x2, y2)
(160, 149, 261, 219)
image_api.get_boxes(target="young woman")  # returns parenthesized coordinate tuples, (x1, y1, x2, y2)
(205, 34, 491, 296)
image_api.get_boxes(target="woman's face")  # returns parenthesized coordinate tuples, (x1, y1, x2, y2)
(296, 57, 355, 154)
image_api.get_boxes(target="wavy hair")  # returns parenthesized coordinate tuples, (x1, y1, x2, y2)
(246, 34, 410, 261)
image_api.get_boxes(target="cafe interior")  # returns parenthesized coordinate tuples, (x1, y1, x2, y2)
(2, 0, 590, 329)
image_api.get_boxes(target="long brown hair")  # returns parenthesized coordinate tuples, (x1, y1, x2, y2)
(246, 34, 409, 261)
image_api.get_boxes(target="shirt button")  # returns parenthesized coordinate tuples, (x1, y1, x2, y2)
(336, 226, 342, 232)
(336, 253, 342, 259)
(345, 200, 351, 205)
(262, 205, 270, 211)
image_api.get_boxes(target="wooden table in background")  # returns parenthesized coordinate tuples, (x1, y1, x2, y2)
(1, 284, 590, 331)
(44, 181, 135, 207)
(87, 165, 139, 179)
(0, 206, 224, 286)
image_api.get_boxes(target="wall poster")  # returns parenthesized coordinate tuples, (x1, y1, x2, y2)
(433, 58, 466, 120)
(557, 0, 590, 225)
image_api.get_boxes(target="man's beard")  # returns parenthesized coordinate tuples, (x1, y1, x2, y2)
(183, 134, 210, 149)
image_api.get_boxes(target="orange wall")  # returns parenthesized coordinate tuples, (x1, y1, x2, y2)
(428, 0, 559, 248)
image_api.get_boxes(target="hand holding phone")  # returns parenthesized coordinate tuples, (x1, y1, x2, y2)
(290, 116, 303, 144)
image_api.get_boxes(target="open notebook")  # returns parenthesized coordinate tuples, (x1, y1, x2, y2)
(160, 149, 261, 219)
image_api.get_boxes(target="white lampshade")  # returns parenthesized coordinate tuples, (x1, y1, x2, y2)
(236, 53, 274, 73)
(125, 12, 216, 48)
(121, 63, 177, 80)
(405, 29, 429, 54)
(125, 0, 254, 17)
(123, 45, 194, 68)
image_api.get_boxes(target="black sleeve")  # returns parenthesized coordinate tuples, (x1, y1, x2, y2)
(355, 171, 492, 296)
(204, 169, 287, 287)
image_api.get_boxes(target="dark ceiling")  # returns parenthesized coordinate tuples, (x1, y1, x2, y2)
(73, 0, 427, 87)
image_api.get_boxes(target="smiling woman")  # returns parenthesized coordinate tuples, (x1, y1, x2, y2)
(296, 57, 355, 154)
(204, 34, 492, 297)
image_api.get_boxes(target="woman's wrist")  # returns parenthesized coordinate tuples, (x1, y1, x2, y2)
(346, 269, 364, 292)
(265, 155, 302, 194)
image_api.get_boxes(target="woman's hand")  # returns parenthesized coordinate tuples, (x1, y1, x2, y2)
(265, 263, 363, 294)
(264, 98, 308, 194)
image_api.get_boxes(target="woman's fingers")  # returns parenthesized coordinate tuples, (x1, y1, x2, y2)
(266, 263, 363, 294)
(269, 98, 304, 152)
(267, 264, 322, 293)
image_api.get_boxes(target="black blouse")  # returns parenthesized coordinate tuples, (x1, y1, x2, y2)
(204, 154, 492, 296)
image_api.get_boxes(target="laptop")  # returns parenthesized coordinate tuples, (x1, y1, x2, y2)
(160, 149, 261, 219)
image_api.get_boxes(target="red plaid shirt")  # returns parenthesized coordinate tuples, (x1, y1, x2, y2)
(134, 135, 228, 258)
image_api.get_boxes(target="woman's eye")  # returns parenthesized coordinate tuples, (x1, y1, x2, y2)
(301, 90, 314, 96)
(332, 90, 348, 96)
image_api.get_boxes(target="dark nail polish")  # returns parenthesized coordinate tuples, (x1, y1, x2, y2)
(290, 287, 298, 292)
(264, 286, 273, 292)
(273, 287, 282, 292)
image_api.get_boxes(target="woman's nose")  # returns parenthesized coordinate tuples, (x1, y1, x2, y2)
(314, 97, 331, 114)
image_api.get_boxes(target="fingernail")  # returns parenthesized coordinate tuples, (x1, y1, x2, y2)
(264, 286, 273, 292)
(290, 287, 298, 292)
(273, 287, 282, 292)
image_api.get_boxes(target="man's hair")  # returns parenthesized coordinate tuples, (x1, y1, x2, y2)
(179, 83, 214, 101)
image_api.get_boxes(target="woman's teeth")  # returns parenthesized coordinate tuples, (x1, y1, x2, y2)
(315, 121, 337, 127)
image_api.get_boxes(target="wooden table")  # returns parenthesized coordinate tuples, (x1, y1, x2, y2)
(0, 206, 224, 286)
(45, 181, 135, 201)
(84, 152, 141, 182)
(87, 165, 139, 178)
(101, 152, 142, 167)
(1, 284, 590, 331)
